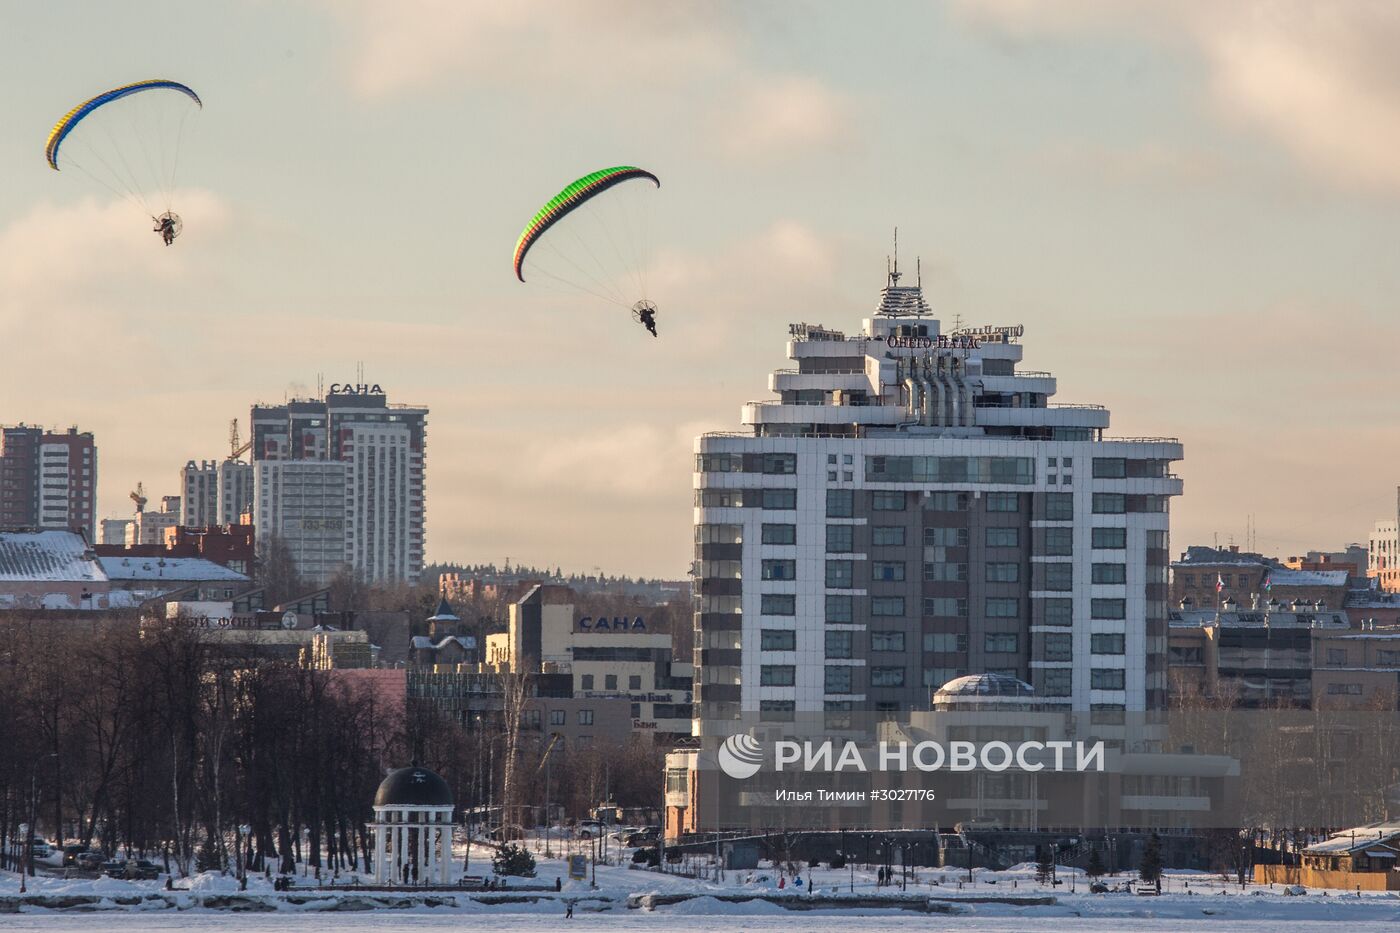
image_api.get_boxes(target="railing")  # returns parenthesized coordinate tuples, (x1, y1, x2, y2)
(1102, 437, 1181, 444)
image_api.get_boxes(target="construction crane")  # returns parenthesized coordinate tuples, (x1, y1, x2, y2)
(129, 482, 147, 513)
(228, 418, 252, 461)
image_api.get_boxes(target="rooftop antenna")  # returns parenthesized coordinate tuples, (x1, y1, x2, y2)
(889, 227, 902, 286)
(917, 256, 922, 289)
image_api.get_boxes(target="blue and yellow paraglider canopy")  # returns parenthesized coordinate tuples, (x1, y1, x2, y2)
(46, 79, 201, 171)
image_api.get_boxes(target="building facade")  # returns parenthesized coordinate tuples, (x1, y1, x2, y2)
(692, 268, 1182, 728)
(250, 386, 427, 583)
(0, 426, 97, 540)
(181, 460, 220, 529)
(254, 460, 347, 585)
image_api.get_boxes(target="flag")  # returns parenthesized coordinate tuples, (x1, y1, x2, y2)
(1216, 574, 1224, 594)
(1262, 573, 1272, 593)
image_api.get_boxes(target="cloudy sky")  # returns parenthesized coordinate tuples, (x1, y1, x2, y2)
(3, 1, 1399, 577)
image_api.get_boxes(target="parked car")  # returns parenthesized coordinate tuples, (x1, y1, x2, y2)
(62, 844, 91, 867)
(624, 827, 660, 847)
(575, 820, 603, 839)
(75, 851, 106, 871)
(101, 858, 161, 880)
(29, 837, 52, 858)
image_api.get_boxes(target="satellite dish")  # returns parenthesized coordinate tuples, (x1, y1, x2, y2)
(281, 611, 298, 630)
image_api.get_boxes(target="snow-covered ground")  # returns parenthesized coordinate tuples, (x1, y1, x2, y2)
(3, 839, 1398, 930)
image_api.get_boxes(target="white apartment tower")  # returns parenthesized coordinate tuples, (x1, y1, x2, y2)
(251, 385, 427, 584)
(693, 259, 1182, 729)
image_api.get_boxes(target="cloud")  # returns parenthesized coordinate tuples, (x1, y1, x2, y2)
(709, 75, 854, 161)
(317, 0, 855, 162)
(0, 190, 231, 360)
(323, 0, 736, 99)
(957, 1, 1400, 194)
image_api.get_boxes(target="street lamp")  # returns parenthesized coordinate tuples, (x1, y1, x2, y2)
(236, 824, 251, 890)
(20, 753, 59, 895)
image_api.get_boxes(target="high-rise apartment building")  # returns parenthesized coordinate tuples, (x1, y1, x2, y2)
(251, 385, 427, 584)
(0, 425, 97, 540)
(218, 460, 253, 524)
(692, 265, 1182, 729)
(181, 460, 220, 528)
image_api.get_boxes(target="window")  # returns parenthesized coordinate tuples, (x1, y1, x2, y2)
(1092, 458, 1127, 479)
(826, 524, 854, 553)
(1044, 493, 1074, 521)
(1326, 648, 1347, 665)
(870, 666, 906, 687)
(986, 562, 1019, 583)
(763, 453, 797, 474)
(550, 710, 565, 725)
(580, 674, 594, 690)
(1091, 634, 1125, 654)
(826, 594, 853, 623)
(923, 597, 967, 617)
(762, 559, 796, 581)
(826, 560, 854, 588)
(872, 526, 906, 547)
(1044, 632, 1073, 661)
(1091, 599, 1126, 620)
(629, 675, 642, 690)
(871, 596, 906, 617)
(1378, 649, 1400, 665)
(761, 594, 796, 615)
(986, 492, 1019, 513)
(1092, 563, 1127, 584)
(872, 561, 905, 582)
(605, 674, 617, 690)
(760, 699, 795, 721)
(826, 488, 854, 518)
(924, 526, 968, 547)
(1326, 683, 1363, 696)
(1044, 563, 1073, 591)
(761, 665, 796, 686)
(986, 597, 1019, 618)
(1042, 668, 1073, 697)
(762, 523, 796, 545)
(923, 632, 968, 653)
(825, 630, 853, 659)
(871, 631, 905, 652)
(1092, 493, 1126, 514)
(1092, 527, 1127, 549)
(927, 492, 968, 512)
(1169, 645, 1204, 665)
(825, 666, 854, 693)
(985, 633, 1019, 653)
(1044, 526, 1073, 556)
(762, 488, 797, 510)
(697, 454, 740, 473)
(923, 562, 968, 582)
(760, 629, 796, 651)
(986, 527, 1019, 548)
(578, 709, 595, 725)
(1091, 668, 1125, 690)
(867, 456, 1033, 484)
(873, 490, 906, 511)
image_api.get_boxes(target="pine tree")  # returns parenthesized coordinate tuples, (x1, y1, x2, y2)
(1035, 846, 1054, 884)
(1139, 833, 1163, 886)
(1086, 846, 1105, 879)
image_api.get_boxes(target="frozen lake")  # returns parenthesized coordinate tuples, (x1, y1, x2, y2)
(6, 911, 1400, 932)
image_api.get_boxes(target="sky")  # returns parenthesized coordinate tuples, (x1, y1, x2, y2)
(3, 1, 1400, 577)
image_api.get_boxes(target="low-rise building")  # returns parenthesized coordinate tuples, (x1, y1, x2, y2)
(1257, 821, 1400, 891)
(1172, 545, 1348, 610)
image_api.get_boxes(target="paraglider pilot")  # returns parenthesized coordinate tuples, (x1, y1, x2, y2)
(638, 305, 658, 338)
(154, 215, 176, 246)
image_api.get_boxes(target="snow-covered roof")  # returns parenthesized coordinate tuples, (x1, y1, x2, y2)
(411, 634, 476, 651)
(1268, 568, 1349, 587)
(1305, 821, 1400, 854)
(0, 531, 104, 582)
(97, 555, 248, 583)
